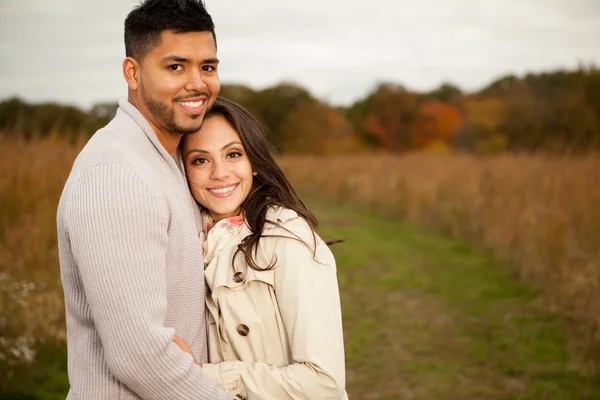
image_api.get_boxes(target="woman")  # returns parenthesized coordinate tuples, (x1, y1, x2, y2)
(176, 97, 348, 400)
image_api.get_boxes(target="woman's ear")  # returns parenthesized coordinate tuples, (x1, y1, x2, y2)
(122, 57, 140, 91)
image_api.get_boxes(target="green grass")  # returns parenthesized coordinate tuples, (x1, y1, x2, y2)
(1, 341, 69, 400)
(3, 196, 599, 399)
(307, 196, 600, 399)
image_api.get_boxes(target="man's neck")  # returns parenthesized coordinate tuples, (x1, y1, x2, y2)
(152, 127, 180, 158)
(128, 95, 180, 157)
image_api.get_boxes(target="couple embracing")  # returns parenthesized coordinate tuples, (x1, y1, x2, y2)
(57, 0, 347, 399)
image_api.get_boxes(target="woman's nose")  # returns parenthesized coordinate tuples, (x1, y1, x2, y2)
(210, 160, 230, 180)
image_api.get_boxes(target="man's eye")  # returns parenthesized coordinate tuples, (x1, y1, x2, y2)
(203, 65, 216, 72)
(169, 64, 183, 71)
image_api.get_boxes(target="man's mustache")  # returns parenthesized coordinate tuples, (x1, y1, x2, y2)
(174, 93, 209, 102)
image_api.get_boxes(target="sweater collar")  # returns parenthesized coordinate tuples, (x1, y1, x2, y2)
(117, 99, 202, 234)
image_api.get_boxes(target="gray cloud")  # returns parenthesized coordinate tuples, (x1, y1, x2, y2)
(0, 0, 599, 109)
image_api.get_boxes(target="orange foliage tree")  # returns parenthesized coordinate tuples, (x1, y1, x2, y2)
(281, 100, 362, 155)
(350, 83, 421, 152)
(412, 100, 462, 151)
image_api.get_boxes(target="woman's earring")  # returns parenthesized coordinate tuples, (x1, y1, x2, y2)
(252, 172, 258, 176)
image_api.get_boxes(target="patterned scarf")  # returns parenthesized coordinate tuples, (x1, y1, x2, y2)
(200, 209, 246, 266)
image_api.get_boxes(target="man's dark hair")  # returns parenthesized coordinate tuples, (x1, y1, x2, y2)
(124, 0, 216, 61)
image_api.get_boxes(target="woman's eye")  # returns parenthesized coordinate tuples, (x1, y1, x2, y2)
(226, 151, 242, 159)
(191, 157, 208, 165)
(169, 64, 183, 71)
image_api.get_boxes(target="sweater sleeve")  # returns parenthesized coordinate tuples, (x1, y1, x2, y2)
(65, 164, 230, 400)
(203, 216, 347, 400)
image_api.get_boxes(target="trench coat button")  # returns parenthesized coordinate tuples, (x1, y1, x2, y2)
(237, 324, 249, 336)
(233, 271, 244, 283)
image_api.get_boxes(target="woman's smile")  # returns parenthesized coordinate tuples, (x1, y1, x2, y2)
(207, 183, 239, 197)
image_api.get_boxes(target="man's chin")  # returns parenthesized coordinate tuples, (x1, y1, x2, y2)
(176, 126, 203, 135)
(175, 111, 205, 128)
(173, 120, 204, 136)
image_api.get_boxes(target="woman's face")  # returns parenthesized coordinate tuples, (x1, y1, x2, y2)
(183, 115, 253, 222)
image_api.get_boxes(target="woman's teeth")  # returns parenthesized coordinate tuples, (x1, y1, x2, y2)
(209, 184, 236, 194)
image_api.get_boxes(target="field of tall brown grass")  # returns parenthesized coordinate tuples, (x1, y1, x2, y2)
(1, 136, 599, 379)
(278, 152, 600, 372)
(0, 136, 82, 376)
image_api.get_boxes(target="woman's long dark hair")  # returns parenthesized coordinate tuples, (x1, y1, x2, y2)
(199, 96, 324, 272)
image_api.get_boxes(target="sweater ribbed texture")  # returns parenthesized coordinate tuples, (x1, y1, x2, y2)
(57, 100, 230, 400)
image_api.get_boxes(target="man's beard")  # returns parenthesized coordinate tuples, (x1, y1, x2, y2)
(144, 93, 204, 136)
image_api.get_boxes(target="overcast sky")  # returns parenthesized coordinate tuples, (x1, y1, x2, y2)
(1, 0, 599, 109)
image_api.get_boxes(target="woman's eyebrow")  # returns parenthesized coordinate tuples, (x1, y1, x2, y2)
(186, 141, 242, 156)
(221, 141, 242, 150)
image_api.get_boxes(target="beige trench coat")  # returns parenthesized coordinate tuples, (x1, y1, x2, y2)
(201, 207, 348, 400)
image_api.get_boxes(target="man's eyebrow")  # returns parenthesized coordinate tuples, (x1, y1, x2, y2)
(161, 56, 220, 64)
(162, 55, 189, 63)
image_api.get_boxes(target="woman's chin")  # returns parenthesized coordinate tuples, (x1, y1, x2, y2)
(207, 205, 242, 221)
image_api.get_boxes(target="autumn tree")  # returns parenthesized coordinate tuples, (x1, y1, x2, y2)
(0, 97, 110, 141)
(427, 82, 463, 104)
(281, 100, 361, 155)
(412, 100, 462, 151)
(218, 84, 261, 118)
(253, 82, 314, 152)
(482, 68, 600, 152)
(454, 95, 507, 153)
(348, 83, 421, 152)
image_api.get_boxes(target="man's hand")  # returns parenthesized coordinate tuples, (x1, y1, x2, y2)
(172, 335, 201, 367)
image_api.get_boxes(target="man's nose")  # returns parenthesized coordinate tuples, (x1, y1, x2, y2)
(185, 69, 208, 93)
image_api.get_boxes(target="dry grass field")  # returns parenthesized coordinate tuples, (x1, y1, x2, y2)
(1, 136, 81, 355)
(278, 152, 600, 372)
(2, 136, 599, 398)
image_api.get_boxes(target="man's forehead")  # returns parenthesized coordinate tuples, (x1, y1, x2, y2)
(149, 30, 217, 58)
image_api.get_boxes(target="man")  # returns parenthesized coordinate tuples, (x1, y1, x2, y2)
(57, 0, 232, 398)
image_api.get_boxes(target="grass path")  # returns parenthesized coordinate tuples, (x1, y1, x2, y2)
(4, 197, 600, 399)
(307, 196, 600, 399)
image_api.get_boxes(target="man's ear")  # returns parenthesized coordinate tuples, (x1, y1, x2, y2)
(123, 57, 140, 91)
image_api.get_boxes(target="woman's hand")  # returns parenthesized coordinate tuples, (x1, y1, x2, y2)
(172, 335, 201, 367)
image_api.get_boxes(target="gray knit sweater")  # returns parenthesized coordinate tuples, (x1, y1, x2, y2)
(57, 100, 230, 400)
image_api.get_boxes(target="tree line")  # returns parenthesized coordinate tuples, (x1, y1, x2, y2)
(2, 66, 599, 154)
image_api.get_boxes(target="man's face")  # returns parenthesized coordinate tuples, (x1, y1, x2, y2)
(133, 30, 220, 136)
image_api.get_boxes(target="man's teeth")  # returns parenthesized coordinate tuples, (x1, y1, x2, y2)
(179, 100, 204, 108)
(210, 185, 236, 194)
